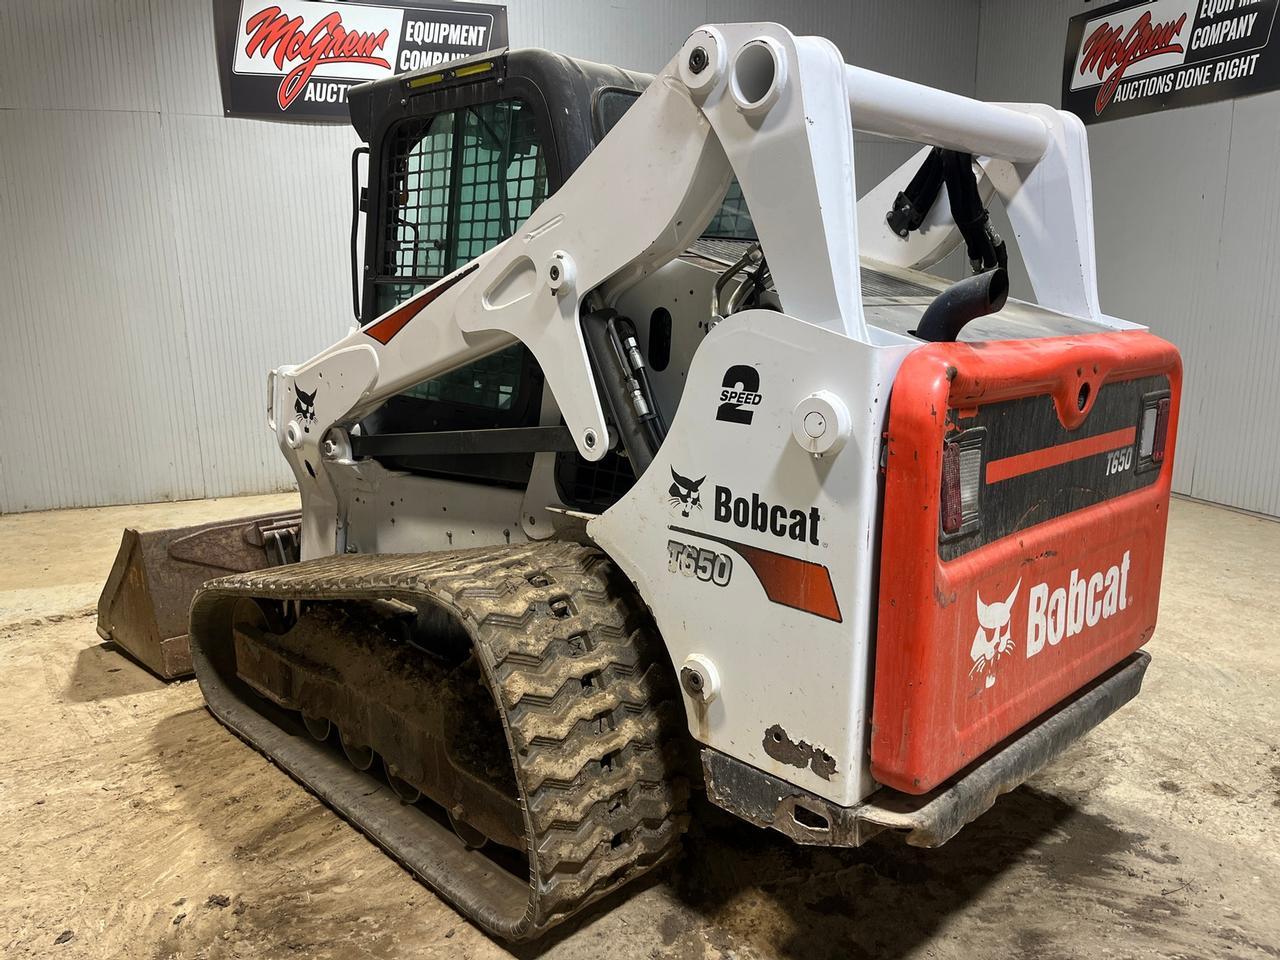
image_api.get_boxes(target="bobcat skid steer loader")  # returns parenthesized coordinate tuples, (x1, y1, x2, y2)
(183, 24, 1181, 940)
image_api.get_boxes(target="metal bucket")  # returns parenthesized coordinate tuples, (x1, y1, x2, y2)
(96, 511, 300, 679)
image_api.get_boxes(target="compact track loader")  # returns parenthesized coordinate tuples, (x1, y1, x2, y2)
(178, 24, 1180, 940)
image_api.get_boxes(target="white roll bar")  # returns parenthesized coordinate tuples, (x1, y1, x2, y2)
(845, 65, 1049, 163)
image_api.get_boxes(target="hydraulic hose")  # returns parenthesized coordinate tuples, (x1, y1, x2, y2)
(581, 309, 658, 475)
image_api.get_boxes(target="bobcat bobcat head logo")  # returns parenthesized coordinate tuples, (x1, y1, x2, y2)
(668, 468, 705, 518)
(294, 386, 317, 431)
(970, 580, 1020, 689)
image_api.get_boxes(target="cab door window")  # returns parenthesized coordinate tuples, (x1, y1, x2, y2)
(374, 98, 547, 317)
(364, 98, 549, 482)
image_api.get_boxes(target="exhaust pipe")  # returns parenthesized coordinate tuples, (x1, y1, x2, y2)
(912, 268, 1009, 343)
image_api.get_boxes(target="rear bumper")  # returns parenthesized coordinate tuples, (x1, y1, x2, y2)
(703, 650, 1149, 848)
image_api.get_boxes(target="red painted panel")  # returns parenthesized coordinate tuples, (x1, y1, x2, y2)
(362, 262, 478, 345)
(872, 332, 1182, 794)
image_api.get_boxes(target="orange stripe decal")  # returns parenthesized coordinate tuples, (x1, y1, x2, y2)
(670, 526, 842, 622)
(985, 426, 1136, 485)
(362, 262, 479, 345)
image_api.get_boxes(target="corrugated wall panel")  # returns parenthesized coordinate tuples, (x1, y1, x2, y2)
(0, 0, 162, 112)
(977, 0, 1279, 517)
(503, 1, 981, 86)
(706, 0, 850, 53)
(1086, 102, 1233, 503)
(506, 0, 711, 72)
(164, 114, 360, 498)
(0, 0, 362, 512)
(704, 0, 980, 92)
(1194, 94, 1280, 517)
(152, 0, 227, 119)
(0, 108, 205, 510)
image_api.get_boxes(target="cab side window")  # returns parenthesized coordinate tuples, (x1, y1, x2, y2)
(372, 98, 548, 421)
(593, 87, 757, 240)
(363, 98, 549, 483)
(375, 98, 548, 317)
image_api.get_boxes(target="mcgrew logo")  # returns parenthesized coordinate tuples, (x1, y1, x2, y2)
(1027, 551, 1130, 657)
(1078, 11, 1187, 114)
(243, 6, 391, 110)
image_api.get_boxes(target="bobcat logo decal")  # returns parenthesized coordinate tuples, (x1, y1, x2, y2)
(970, 580, 1020, 689)
(294, 386, 317, 432)
(668, 468, 705, 518)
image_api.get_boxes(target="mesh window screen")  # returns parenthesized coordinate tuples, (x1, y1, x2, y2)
(703, 180, 757, 240)
(453, 101, 547, 266)
(375, 99, 547, 316)
(404, 342, 526, 409)
(374, 98, 548, 410)
(381, 111, 454, 295)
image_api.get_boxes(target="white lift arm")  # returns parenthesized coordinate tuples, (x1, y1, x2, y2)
(275, 22, 1109, 547)
(845, 65, 1049, 162)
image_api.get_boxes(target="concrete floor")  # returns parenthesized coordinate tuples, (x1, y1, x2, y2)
(1, 494, 1277, 959)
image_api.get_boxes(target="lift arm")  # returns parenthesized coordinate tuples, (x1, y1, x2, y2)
(270, 22, 1108, 553)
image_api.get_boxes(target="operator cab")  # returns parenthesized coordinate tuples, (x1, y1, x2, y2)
(346, 48, 771, 512)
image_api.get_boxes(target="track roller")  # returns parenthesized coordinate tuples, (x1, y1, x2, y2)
(340, 732, 375, 771)
(386, 763, 422, 804)
(303, 714, 330, 741)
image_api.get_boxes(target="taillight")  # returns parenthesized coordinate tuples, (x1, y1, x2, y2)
(1138, 392, 1171, 470)
(942, 442, 963, 533)
(1151, 397, 1171, 463)
(941, 430, 984, 536)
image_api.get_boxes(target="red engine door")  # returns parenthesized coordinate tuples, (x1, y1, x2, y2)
(872, 331, 1181, 794)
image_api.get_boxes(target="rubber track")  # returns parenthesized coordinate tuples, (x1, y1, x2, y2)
(188, 541, 689, 940)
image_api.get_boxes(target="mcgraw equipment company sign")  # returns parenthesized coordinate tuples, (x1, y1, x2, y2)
(213, 0, 508, 122)
(1063, 0, 1280, 123)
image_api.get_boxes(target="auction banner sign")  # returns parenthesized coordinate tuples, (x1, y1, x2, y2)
(213, 0, 508, 122)
(1063, 0, 1280, 124)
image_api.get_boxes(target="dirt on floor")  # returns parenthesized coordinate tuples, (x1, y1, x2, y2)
(0, 494, 1277, 959)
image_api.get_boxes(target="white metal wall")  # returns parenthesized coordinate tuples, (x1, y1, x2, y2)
(0, 0, 979, 512)
(0, 0, 361, 512)
(976, 0, 1280, 518)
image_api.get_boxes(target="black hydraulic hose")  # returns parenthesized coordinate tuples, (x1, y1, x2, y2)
(581, 309, 657, 476)
(611, 317, 666, 446)
(887, 147, 1007, 274)
(912, 268, 1010, 343)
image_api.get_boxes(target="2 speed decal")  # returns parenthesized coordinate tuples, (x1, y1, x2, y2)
(716, 365, 763, 425)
